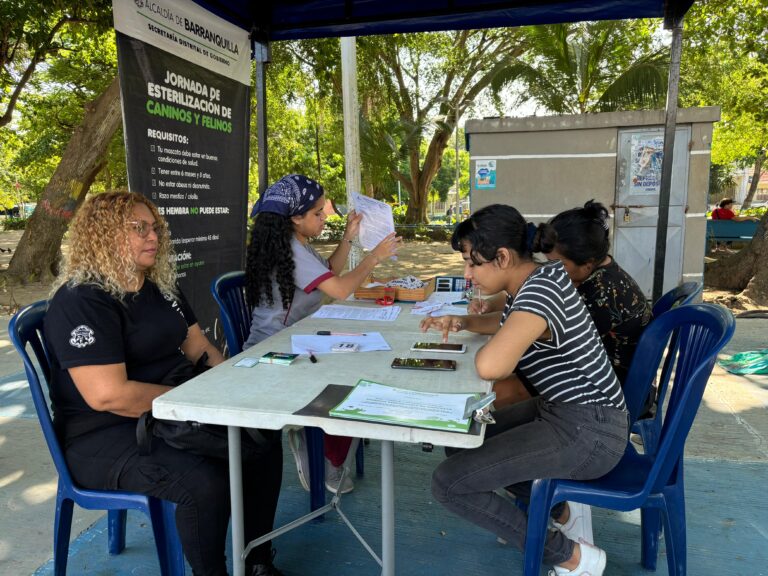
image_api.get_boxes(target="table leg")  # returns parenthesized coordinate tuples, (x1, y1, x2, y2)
(381, 440, 394, 576)
(228, 426, 245, 576)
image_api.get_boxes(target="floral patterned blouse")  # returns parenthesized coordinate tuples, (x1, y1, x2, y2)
(577, 258, 652, 385)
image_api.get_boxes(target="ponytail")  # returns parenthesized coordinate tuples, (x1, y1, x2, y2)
(536, 199, 611, 265)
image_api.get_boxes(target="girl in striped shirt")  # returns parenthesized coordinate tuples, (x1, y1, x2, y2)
(422, 204, 628, 576)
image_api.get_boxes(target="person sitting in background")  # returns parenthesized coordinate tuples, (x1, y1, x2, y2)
(711, 197, 759, 252)
(45, 192, 283, 576)
(244, 174, 401, 494)
(534, 201, 651, 385)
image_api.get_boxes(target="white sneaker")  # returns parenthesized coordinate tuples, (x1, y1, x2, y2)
(549, 541, 606, 576)
(552, 502, 594, 545)
(324, 459, 354, 494)
(287, 428, 310, 492)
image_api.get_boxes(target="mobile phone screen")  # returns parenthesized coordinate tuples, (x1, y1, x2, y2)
(410, 342, 466, 353)
(391, 357, 457, 371)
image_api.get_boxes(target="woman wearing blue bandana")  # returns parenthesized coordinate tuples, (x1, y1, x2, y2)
(244, 175, 401, 494)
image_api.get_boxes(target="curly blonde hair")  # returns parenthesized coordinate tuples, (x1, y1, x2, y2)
(54, 191, 177, 299)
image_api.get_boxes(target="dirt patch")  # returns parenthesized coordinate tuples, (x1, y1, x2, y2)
(314, 240, 465, 280)
(0, 230, 761, 316)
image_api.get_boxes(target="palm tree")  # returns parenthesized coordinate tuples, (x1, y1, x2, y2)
(494, 21, 668, 114)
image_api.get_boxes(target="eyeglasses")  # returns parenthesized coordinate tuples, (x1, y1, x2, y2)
(128, 220, 162, 238)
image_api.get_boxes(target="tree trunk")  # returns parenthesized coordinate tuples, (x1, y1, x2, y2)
(404, 128, 452, 224)
(740, 149, 765, 210)
(705, 211, 768, 304)
(5, 76, 121, 283)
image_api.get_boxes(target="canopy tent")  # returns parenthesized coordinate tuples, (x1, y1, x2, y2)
(192, 0, 697, 302)
(194, 0, 694, 38)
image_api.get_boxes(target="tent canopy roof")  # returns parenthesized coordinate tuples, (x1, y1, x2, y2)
(194, 0, 694, 42)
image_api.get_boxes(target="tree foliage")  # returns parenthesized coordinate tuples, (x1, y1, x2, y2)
(358, 30, 527, 223)
(687, 0, 768, 303)
(0, 0, 112, 128)
(682, 0, 768, 207)
(493, 20, 667, 114)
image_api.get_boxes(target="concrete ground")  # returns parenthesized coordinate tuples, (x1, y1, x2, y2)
(3, 315, 767, 574)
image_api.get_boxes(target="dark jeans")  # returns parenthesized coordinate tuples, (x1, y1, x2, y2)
(65, 423, 283, 576)
(432, 398, 628, 565)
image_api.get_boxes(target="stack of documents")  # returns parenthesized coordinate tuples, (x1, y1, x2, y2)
(312, 304, 401, 322)
(330, 379, 479, 433)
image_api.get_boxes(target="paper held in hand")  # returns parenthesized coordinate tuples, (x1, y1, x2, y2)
(351, 192, 396, 251)
(330, 379, 481, 433)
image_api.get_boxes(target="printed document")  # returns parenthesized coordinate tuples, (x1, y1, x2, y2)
(351, 192, 396, 251)
(311, 304, 401, 322)
(330, 379, 478, 433)
(291, 332, 391, 355)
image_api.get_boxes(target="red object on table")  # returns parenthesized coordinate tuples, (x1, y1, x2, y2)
(376, 287, 395, 306)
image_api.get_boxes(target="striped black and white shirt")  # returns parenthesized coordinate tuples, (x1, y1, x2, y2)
(501, 261, 626, 410)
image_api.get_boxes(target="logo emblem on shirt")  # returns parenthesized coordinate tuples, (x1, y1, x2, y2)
(163, 293, 186, 320)
(69, 325, 95, 348)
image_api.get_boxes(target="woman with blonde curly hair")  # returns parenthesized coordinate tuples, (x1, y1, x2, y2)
(45, 191, 284, 576)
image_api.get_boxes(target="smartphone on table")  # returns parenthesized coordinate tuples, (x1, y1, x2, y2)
(410, 342, 466, 354)
(391, 357, 457, 371)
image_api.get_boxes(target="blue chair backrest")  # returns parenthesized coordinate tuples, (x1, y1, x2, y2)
(626, 304, 734, 494)
(8, 301, 76, 487)
(210, 271, 249, 356)
(652, 282, 702, 318)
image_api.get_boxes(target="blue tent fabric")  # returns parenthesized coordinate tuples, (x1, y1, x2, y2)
(193, 0, 695, 41)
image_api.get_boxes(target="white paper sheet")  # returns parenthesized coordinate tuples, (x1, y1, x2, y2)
(311, 304, 402, 321)
(426, 291, 467, 304)
(410, 291, 469, 316)
(428, 305, 469, 317)
(351, 192, 396, 251)
(291, 332, 392, 355)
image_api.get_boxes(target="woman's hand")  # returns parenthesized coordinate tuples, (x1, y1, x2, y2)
(371, 232, 402, 263)
(343, 210, 363, 242)
(420, 315, 464, 342)
(467, 298, 490, 315)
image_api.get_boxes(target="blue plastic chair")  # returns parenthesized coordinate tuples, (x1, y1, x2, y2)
(633, 281, 704, 452)
(9, 301, 185, 576)
(522, 303, 735, 576)
(211, 271, 364, 512)
(652, 281, 702, 318)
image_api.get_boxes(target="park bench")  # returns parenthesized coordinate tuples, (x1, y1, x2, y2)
(706, 219, 758, 251)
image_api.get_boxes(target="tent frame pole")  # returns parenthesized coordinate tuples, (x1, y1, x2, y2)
(254, 41, 271, 195)
(652, 15, 685, 303)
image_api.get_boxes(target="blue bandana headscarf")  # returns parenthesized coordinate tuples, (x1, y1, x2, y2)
(250, 174, 324, 218)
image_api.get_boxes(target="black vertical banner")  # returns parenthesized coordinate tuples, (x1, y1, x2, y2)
(113, 0, 251, 343)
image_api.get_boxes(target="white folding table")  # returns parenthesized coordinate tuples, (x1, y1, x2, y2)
(153, 302, 491, 576)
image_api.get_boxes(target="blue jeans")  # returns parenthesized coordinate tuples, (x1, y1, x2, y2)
(432, 397, 628, 565)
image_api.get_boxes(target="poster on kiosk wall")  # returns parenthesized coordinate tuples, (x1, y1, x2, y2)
(112, 0, 251, 342)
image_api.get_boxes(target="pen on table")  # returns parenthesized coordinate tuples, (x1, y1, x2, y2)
(316, 331, 367, 336)
(307, 350, 318, 363)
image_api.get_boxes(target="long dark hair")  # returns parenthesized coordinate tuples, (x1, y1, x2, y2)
(245, 212, 296, 310)
(532, 199, 610, 265)
(451, 204, 531, 264)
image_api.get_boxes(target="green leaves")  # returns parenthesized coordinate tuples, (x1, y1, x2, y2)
(511, 20, 666, 114)
(681, 0, 768, 169)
